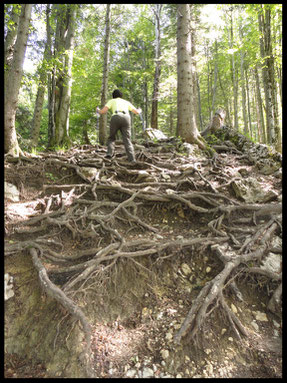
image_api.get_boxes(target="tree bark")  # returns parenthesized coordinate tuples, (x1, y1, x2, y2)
(254, 66, 266, 143)
(176, 4, 204, 148)
(4, 5, 20, 71)
(245, 67, 253, 139)
(258, 5, 275, 145)
(151, 4, 162, 130)
(229, 8, 239, 131)
(31, 5, 51, 148)
(4, 4, 32, 156)
(239, 26, 248, 136)
(190, 5, 200, 130)
(99, 4, 111, 146)
(47, 5, 56, 149)
(211, 40, 218, 118)
(55, 5, 76, 147)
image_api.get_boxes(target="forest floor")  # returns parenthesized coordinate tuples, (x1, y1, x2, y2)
(4, 128, 282, 378)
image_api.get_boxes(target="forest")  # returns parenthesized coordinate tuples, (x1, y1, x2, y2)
(4, 4, 282, 154)
(5, 4, 282, 379)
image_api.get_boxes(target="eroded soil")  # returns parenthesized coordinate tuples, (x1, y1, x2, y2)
(4, 131, 282, 378)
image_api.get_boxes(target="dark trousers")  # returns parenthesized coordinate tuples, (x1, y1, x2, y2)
(106, 114, 135, 161)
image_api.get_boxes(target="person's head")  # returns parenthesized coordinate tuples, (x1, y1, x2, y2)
(112, 89, 122, 98)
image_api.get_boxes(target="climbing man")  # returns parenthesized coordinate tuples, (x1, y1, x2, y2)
(96, 89, 142, 164)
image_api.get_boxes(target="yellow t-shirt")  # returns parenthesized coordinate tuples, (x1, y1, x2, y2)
(105, 97, 136, 115)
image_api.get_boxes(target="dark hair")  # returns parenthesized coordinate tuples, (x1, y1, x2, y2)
(112, 89, 122, 98)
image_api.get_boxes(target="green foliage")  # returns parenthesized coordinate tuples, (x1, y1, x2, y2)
(15, 4, 281, 152)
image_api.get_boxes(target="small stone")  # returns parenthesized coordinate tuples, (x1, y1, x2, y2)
(5, 182, 20, 202)
(221, 328, 227, 335)
(231, 304, 238, 314)
(185, 355, 190, 362)
(250, 321, 259, 331)
(228, 337, 233, 342)
(160, 349, 169, 359)
(206, 363, 213, 374)
(181, 263, 192, 275)
(255, 311, 268, 322)
(206, 266, 211, 273)
(205, 349, 212, 355)
(176, 373, 182, 378)
(165, 332, 173, 341)
(273, 320, 280, 328)
(142, 367, 154, 378)
(178, 208, 185, 218)
(274, 329, 279, 337)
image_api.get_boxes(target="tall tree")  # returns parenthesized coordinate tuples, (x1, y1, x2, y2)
(4, 4, 32, 156)
(239, 25, 248, 135)
(47, 4, 77, 148)
(176, 4, 204, 149)
(99, 4, 111, 145)
(228, 7, 239, 131)
(30, 5, 50, 147)
(258, 4, 281, 150)
(151, 4, 162, 130)
(254, 66, 266, 143)
(4, 5, 20, 71)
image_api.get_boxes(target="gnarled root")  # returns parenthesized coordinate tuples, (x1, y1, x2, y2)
(30, 247, 95, 378)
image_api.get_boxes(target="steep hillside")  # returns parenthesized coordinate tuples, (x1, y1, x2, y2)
(4, 129, 282, 378)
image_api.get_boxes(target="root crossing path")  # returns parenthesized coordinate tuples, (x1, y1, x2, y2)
(5, 130, 282, 378)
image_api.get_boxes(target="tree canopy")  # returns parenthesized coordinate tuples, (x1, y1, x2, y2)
(5, 4, 282, 153)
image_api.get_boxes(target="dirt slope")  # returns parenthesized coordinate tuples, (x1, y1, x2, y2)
(4, 129, 282, 378)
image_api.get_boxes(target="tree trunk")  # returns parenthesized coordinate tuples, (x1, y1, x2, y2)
(218, 69, 232, 127)
(211, 40, 218, 118)
(254, 65, 266, 143)
(258, 5, 275, 145)
(151, 4, 162, 130)
(190, 5, 200, 130)
(196, 75, 203, 132)
(99, 4, 111, 146)
(4, 5, 20, 71)
(229, 8, 239, 131)
(239, 25, 248, 136)
(47, 4, 56, 149)
(245, 67, 253, 139)
(31, 5, 51, 148)
(31, 82, 46, 147)
(4, 4, 32, 156)
(83, 120, 91, 145)
(141, 39, 148, 131)
(176, 4, 204, 148)
(55, 5, 76, 147)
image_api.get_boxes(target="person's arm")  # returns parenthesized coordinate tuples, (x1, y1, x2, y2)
(131, 107, 142, 115)
(96, 106, 109, 115)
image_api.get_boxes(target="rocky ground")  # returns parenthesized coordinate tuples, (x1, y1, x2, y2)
(4, 128, 282, 378)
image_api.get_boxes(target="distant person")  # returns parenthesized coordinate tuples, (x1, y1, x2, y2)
(96, 89, 142, 164)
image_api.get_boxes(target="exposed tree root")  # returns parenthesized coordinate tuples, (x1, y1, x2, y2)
(29, 247, 95, 378)
(5, 130, 282, 375)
